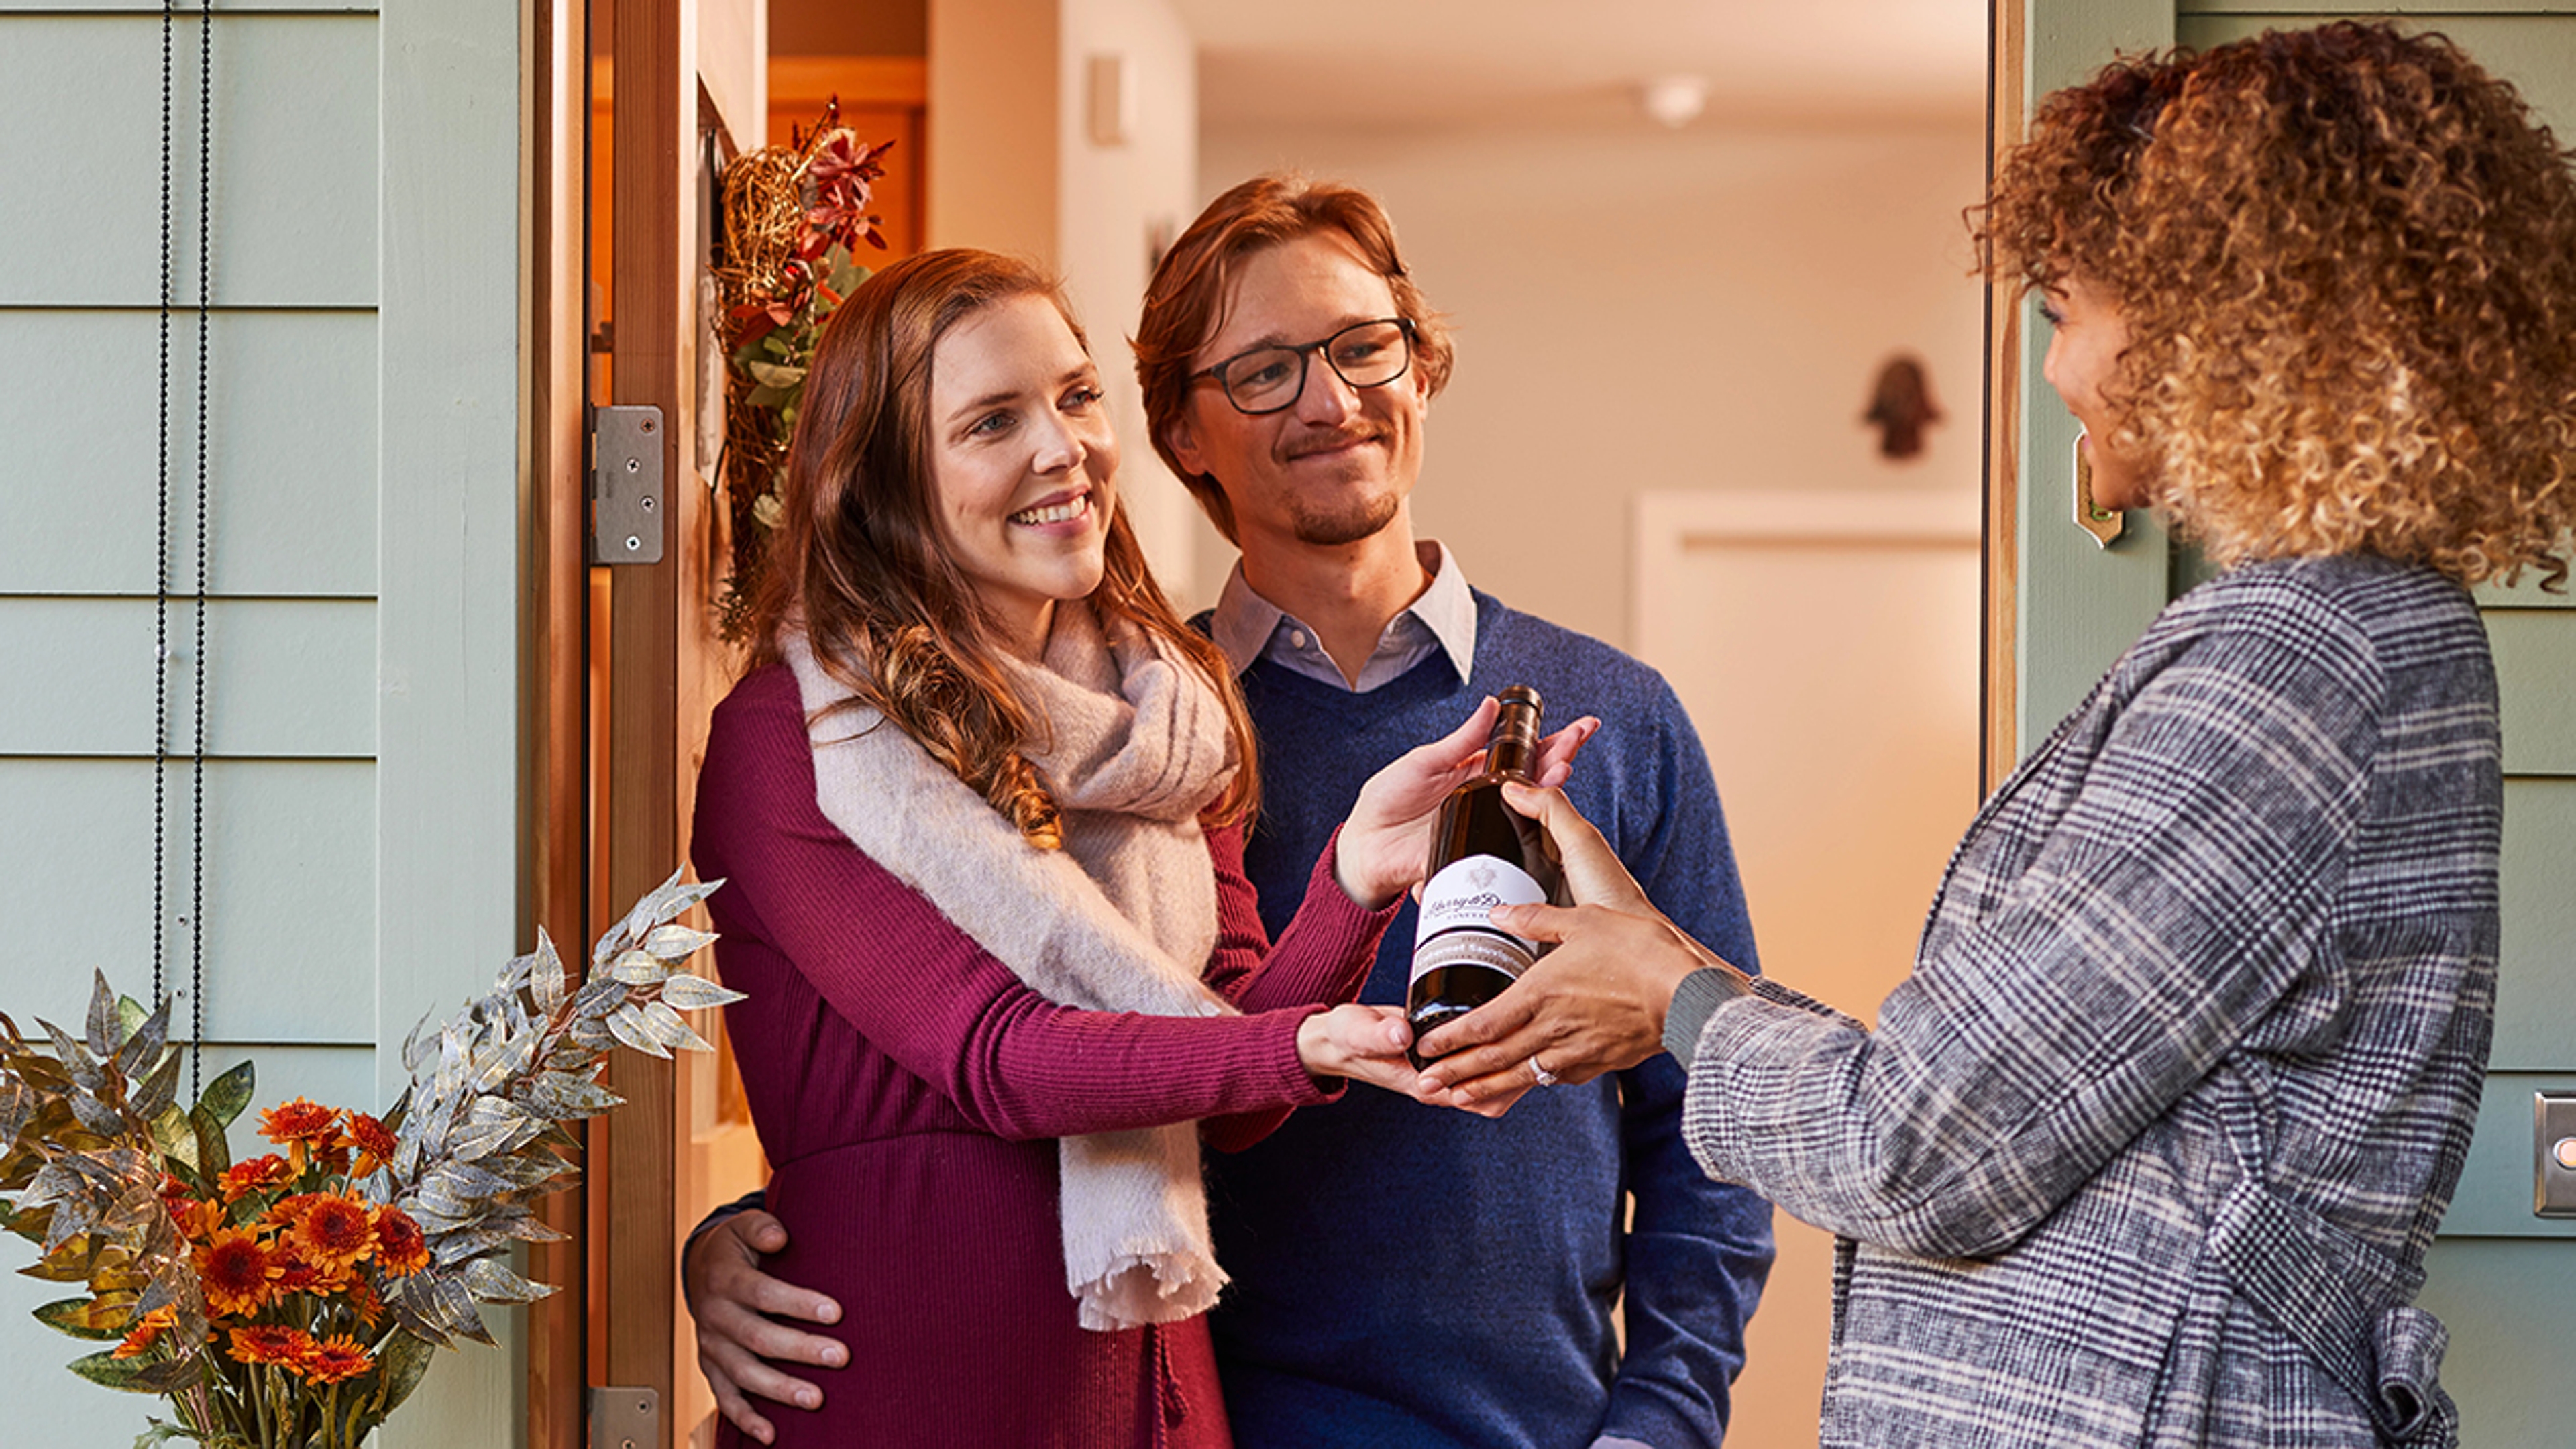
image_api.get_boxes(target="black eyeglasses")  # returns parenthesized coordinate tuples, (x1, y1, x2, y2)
(1189, 317, 1416, 416)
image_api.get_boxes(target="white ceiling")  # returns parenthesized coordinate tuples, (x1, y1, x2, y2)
(1169, 0, 1990, 131)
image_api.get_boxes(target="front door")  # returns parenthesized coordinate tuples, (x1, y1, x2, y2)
(1993, 3, 2576, 1438)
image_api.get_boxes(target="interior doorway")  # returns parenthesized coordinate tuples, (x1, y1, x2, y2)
(1634, 490, 1983, 1448)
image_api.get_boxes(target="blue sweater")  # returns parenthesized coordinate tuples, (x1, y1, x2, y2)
(1203, 591, 1776, 1449)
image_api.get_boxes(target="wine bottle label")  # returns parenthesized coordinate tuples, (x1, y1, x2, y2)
(1413, 854, 1547, 956)
(1409, 928, 1536, 989)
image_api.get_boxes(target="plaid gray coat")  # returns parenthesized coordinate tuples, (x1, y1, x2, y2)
(1681, 555, 2498, 1447)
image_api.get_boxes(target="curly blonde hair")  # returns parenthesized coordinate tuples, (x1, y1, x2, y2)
(1981, 21, 2576, 589)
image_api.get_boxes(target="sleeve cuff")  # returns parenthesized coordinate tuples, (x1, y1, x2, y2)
(1663, 968, 1741, 1067)
(1318, 824, 1408, 924)
(680, 1188, 768, 1311)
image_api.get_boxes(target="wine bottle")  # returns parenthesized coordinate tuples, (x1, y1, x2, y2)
(1407, 686, 1560, 1068)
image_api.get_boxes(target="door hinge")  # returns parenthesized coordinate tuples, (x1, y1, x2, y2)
(591, 405, 666, 565)
(588, 1385, 661, 1449)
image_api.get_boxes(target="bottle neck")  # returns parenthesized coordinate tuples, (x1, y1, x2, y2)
(1488, 705, 1540, 782)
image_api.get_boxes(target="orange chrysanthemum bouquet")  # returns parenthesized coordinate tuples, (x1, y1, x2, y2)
(0, 872, 733, 1448)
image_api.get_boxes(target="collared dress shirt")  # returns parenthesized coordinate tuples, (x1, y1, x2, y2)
(1206, 539, 1478, 690)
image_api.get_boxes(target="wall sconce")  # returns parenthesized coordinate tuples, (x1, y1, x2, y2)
(1864, 354, 1943, 460)
(1088, 53, 1135, 148)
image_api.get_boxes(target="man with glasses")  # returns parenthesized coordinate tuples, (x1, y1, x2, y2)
(1132, 175, 1773, 1449)
(683, 176, 1772, 1449)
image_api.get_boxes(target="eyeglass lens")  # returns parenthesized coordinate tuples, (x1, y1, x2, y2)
(1222, 319, 1411, 414)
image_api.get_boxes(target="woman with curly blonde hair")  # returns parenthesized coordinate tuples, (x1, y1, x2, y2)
(1410, 22, 2576, 1448)
(686, 249, 1581, 1447)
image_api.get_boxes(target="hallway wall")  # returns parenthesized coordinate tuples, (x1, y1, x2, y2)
(1196, 115, 1988, 641)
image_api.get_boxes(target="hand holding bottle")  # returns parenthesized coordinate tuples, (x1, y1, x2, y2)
(1413, 781, 1750, 1108)
(1330, 695, 1599, 912)
(1293, 1004, 1415, 1089)
(1289, 1004, 1522, 1119)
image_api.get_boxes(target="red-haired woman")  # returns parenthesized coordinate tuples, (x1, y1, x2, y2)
(690, 248, 1578, 1448)
(1415, 23, 2576, 1448)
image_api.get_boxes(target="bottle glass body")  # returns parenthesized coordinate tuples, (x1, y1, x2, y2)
(1406, 688, 1556, 1067)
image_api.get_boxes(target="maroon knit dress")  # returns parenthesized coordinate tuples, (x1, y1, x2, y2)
(694, 665, 1395, 1448)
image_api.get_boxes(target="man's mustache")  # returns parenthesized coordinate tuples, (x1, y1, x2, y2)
(1278, 425, 1391, 462)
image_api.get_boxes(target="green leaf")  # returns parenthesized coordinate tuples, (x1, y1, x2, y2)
(115, 1000, 172, 1083)
(67, 1347, 164, 1393)
(133, 1420, 208, 1449)
(194, 1060, 254, 1130)
(374, 1328, 441, 1417)
(151, 1104, 199, 1178)
(4, 1200, 54, 1246)
(189, 1104, 231, 1181)
(19, 1248, 97, 1282)
(115, 996, 150, 1049)
(33, 1294, 131, 1340)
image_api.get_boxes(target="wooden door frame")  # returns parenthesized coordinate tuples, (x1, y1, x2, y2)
(525, 0, 589, 1445)
(598, 0, 692, 1445)
(1982, 0, 2023, 790)
(525, 0, 702, 1443)
(535, 2, 761, 1442)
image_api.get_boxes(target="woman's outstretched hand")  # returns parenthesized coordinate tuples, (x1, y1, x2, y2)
(1294, 1004, 1418, 1091)
(1411, 782, 1746, 1109)
(1293, 1003, 1527, 1118)
(1332, 696, 1600, 910)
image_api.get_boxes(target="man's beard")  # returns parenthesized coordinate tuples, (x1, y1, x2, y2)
(1277, 423, 1403, 546)
(1287, 487, 1401, 547)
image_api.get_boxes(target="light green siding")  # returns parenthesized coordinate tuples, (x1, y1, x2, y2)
(2494, 780, 2576, 1069)
(0, 309, 381, 596)
(0, 759, 381, 1039)
(2011, 0, 2178, 747)
(0, 0, 525, 1444)
(2017, 3, 2576, 1439)
(2418, 1238, 2576, 1448)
